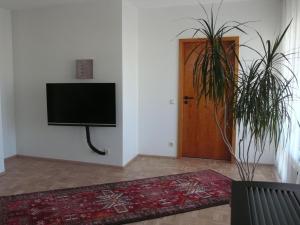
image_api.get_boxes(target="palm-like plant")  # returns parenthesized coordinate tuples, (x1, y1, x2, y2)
(181, 3, 296, 181)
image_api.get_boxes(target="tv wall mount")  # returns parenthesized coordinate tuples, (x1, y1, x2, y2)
(85, 126, 107, 155)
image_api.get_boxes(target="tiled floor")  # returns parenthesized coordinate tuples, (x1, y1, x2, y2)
(0, 155, 277, 225)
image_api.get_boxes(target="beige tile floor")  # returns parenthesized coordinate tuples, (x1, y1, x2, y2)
(0, 155, 277, 225)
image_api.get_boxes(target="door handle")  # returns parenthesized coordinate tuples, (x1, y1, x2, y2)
(184, 96, 194, 100)
(184, 96, 194, 104)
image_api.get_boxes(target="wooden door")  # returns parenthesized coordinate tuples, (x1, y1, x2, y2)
(178, 37, 239, 161)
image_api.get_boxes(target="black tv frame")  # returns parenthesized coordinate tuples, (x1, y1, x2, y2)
(46, 83, 117, 155)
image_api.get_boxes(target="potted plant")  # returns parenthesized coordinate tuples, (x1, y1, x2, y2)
(180, 2, 299, 224)
(180, 2, 296, 181)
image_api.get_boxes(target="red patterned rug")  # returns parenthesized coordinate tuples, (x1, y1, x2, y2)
(0, 170, 232, 225)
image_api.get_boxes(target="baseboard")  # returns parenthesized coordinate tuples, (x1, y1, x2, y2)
(275, 169, 282, 182)
(0, 156, 18, 177)
(9, 154, 176, 168)
(138, 154, 177, 159)
(0, 171, 6, 177)
(15, 154, 124, 169)
(4, 155, 18, 162)
(123, 155, 139, 167)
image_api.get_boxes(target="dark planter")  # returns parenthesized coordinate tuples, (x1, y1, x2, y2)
(231, 181, 300, 225)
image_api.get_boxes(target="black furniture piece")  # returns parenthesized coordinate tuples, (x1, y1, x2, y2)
(231, 181, 300, 225)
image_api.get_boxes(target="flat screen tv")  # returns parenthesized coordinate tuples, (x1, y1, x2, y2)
(46, 83, 116, 127)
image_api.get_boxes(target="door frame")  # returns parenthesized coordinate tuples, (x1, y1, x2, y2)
(177, 37, 240, 160)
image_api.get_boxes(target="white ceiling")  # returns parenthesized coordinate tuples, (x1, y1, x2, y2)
(128, 0, 254, 9)
(0, 0, 90, 10)
(0, 0, 275, 11)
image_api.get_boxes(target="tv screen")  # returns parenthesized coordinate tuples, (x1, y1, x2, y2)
(46, 83, 116, 127)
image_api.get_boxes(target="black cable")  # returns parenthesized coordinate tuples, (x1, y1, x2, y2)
(85, 126, 106, 155)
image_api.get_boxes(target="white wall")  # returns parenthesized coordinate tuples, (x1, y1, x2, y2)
(0, 8, 14, 172)
(138, 0, 282, 164)
(9, 0, 281, 167)
(0, 95, 4, 173)
(12, 0, 124, 166)
(122, 0, 139, 165)
(0, 8, 16, 159)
